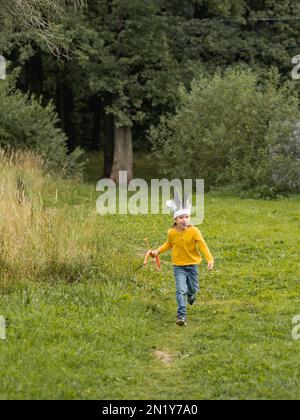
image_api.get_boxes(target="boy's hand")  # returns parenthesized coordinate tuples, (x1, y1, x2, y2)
(208, 262, 214, 271)
(150, 249, 159, 257)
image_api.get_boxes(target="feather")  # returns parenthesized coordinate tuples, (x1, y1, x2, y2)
(183, 193, 191, 210)
(174, 189, 182, 210)
(166, 200, 177, 212)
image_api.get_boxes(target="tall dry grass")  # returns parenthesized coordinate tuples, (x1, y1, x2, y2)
(0, 148, 104, 290)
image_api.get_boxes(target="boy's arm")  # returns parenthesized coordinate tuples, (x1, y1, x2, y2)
(158, 241, 172, 254)
(152, 231, 172, 256)
(195, 230, 214, 264)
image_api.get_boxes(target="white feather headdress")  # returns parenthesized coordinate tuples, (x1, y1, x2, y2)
(166, 190, 192, 219)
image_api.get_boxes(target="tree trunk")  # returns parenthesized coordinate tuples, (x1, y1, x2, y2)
(110, 122, 133, 185)
(55, 81, 76, 152)
(89, 95, 102, 151)
(102, 113, 115, 178)
(28, 54, 44, 96)
(24, 53, 43, 97)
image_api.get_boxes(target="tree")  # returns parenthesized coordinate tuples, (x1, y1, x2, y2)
(4, 0, 300, 187)
(0, 0, 86, 56)
(157, 0, 300, 80)
(150, 68, 300, 193)
(68, 0, 187, 183)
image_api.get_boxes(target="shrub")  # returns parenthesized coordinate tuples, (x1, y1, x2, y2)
(0, 80, 86, 179)
(150, 68, 300, 193)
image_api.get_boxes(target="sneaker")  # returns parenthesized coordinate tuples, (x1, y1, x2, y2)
(176, 317, 187, 326)
(187, 295, 196, 305)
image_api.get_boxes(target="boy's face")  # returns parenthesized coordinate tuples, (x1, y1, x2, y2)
(175, 215, 190, 229)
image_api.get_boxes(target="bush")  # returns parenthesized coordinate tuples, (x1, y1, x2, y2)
(150, 68, 300, 193)
(0, 80, 86, 179)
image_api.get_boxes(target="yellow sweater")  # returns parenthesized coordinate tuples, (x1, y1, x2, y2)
(158, 225, 214, 266)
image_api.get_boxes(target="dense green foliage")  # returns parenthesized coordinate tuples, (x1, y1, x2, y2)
(1, 0, 300, 188)
(0, 0, 86, 55)
(0, 81, 86, 177)
(150, 68, 300, 194)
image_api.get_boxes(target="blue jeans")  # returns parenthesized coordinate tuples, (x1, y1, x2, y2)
(173, 265, 199, 319)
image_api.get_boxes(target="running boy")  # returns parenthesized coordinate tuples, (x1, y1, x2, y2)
(151, 192, 214, 326)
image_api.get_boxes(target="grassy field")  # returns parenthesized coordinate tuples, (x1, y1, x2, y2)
(0, 150, 299, 400)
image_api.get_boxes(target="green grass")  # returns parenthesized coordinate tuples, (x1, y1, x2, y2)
(0, 153, 300, 400)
